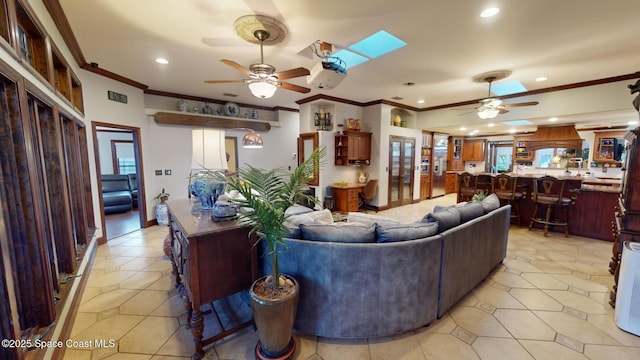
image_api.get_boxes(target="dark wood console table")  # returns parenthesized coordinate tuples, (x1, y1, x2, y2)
(166, 199, 258, 359)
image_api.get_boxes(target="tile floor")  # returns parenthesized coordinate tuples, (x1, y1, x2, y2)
(63, 194, 640, 359)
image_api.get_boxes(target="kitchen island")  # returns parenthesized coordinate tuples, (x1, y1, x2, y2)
(457, 173, 620, 241)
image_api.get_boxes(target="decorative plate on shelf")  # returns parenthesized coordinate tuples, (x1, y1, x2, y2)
(223, 102, 240, 117)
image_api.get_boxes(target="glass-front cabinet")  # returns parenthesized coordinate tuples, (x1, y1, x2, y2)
(593, 131, 627, 163)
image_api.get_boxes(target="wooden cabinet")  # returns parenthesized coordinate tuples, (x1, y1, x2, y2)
(594, 131, 626, 163)
(462, 139, 485, 161)
(610, 127, 640, 307)
(445, 172, 458, 194)
(448, 137, 464, 170)
(167, 199, 258, 358)
(335, 131, 372, 166)
(513, 136, 535, 162)
(420, 174, 431, 200)
(332, 184, 365, 212)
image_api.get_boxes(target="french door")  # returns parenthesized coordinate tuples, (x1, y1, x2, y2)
(388, 136, 415, 208)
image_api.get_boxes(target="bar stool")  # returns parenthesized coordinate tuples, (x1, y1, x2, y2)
(528, 176, 574, 237)
(492, 173, 524, 226)
(458, 172, 477, 202)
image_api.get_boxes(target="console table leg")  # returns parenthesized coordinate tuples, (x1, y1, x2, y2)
(179, 285, 192, 330)
(190, 309, 204, 360)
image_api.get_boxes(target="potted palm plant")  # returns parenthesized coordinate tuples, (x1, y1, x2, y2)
(216, 146, 325, 359)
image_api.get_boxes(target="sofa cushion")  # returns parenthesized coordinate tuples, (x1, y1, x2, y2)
(346, 212, 401, 227)
(482, 193, 501, 213)
(285, 204, 315, 216)
(376, 221, 439, 243)
(456, 201, 485, 223)
(101, 174, 131, 193)
(422, 206, 461, 233)
(299, 223, 376, 243)
(284, 208, 333, 239)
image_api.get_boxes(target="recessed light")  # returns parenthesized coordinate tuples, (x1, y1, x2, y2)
(536, 76, 548, 82)
(487, 123, 495, 127)
(480, 7, 500, 18)
(155, 58, 169, 64)
(629, 120, 639, 125)
(460, 127, 467, 131)
(417, 99, 425, 104)
(509, 128, 516, 134)
(548, 117, 558, 122)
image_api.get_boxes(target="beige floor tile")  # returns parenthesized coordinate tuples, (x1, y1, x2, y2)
(509, 288, 564, 311)
(155, 326, 197, 358)
(119, 316, 180, 354)
(519, 339, 588, 360)
(211, 327, 258, 360)
(119, 290, 170, 315)
(150, 294, 186, 317)
(78, 289, 140, 313)
(368, 332, 425, 360)
(543, 290, 612, 315)
(60, 348, 93, 360)
(520, 272, 569, 290)
(587, 314, 640, 347)
(419, 314, 457, 334)
(528, 260, 575, 274)
(503, 258, 545, 273)
(72, 314, 144, 343)
(449, 306, 512, 338)
(118, 271, 163, 290)
(534, 311, 619, 345)
(102, 354, 152, 360)
(473, 337, 534, 360)
(471, 282, 527, 309)
(493, 309, 556, 340)
(118, 257, 161, 271)
(150, 356, 192, 360)
(316, 338, 370, 360)
(145, 274, 174, 291)
(416, 332, 479, 360)
(91, 256, 137, 270)
(86, 270, 138, 288)
(70, 312, 98, 338)
(79, 286, 103, 304)
(551, 274, 610, 292)
(583, 344, 640, 360)
(292, 333, 319, 360)
(491, 270, 536, 289)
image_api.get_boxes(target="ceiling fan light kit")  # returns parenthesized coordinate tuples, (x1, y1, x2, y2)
(205, 15, 311, 98)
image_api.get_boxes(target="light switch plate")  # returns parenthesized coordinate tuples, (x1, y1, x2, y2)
(165, 169, 172, 175)
(155, 170, 162, 176)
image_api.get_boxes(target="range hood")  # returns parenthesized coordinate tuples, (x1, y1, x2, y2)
(525, 125, 583, 151)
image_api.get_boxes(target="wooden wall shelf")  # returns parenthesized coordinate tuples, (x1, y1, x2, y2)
(154, 111, 271, 131)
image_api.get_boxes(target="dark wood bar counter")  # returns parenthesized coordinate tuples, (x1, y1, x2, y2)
(464, 173, 619, 241)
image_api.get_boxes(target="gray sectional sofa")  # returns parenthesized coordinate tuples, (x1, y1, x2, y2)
(261, 199, 511, 339)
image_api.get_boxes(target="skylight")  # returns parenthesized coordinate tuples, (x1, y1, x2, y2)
(334, 30, 407, 69)
(502, 120, 533, 126)
(490, 81, 527, 96)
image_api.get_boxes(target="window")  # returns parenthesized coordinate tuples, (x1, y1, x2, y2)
(117, 158, 136, 174)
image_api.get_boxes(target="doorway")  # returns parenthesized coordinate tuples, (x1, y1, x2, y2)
(388, 136, 416, 208)
(487, 141, 514, 173)
(92, 122, 146, 240)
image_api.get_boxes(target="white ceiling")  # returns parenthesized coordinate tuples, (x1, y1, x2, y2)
(58, 0, 640, 135)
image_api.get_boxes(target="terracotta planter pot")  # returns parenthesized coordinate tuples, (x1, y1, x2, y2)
(250, 275, 299, 359)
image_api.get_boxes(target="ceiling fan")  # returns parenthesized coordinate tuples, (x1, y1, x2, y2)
(468, 70, 539, 119)
(204, 28, 311, 98)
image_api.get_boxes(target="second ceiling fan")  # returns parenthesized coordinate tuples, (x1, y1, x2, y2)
(472, 70, 539, 119)
(204, 15, 311, 98)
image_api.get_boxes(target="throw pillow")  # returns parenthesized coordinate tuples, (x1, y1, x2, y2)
(376, 221, 439, 243)
(456, 201, 485, 223)
(422, 206, 461, 232)
(482, 193, 501, 213)
(299, 223, 377, 243)
(346, 212, 401, 227)
(284, 204, 314, 216)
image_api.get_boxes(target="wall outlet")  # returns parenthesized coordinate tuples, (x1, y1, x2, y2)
(155, 170, 162, 176)
(165, 169, 172, 175)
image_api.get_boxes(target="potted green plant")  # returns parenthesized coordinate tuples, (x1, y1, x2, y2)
(154, 188, 170, 226)
(472, 189, 487, 202)
(216, 146, 325, 359)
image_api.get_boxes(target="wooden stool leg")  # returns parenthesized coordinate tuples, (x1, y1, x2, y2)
(544, 205, 552, 236)
(563, 206, 569, 237)
(528, 203, 538, 231)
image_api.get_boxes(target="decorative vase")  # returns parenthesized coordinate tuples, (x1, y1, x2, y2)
(358, 170, 368, 183)
(250, 275, 299, 359)
(251, 108, 259, 119)
(393, 114, 401, 126)
(400, 120, 407, 127)
(203, 103, 214, 114)
(189, 178, 226, 209)
(156, 203, 169, 226)
(178, 100, 188, 112)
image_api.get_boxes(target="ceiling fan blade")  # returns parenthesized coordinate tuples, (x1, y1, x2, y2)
(457, 110, 479, 116)
(220, 59, 253, 76)
(280, 82, 311, 94)
(499, 108, 509, 114)
(204, 79, 246, 84)
(273, 67, 311, 80)
(502, 101, 539, 108)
